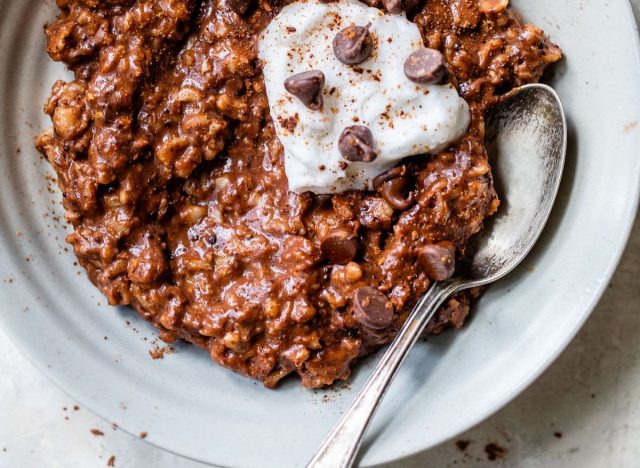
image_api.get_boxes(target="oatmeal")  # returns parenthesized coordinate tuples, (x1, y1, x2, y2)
(36, 0, 561, 388)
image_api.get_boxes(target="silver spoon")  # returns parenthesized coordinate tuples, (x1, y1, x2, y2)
(307, 83, 567, 468)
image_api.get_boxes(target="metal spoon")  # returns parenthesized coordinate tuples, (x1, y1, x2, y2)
(307, 83, 567, 468)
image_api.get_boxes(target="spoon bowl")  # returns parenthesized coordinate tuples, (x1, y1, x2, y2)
(466, 83, 567, 283)
(307, 83, 567, 468)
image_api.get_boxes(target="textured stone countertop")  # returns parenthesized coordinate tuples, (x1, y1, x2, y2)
(1, 4, 639, 468)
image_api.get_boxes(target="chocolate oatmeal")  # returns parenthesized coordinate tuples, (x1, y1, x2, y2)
(36, 0, 560, 388)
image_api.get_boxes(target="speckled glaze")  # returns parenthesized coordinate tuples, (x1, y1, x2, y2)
(0, 1, 639, 468)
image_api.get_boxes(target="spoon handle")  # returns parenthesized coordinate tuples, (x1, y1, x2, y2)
(306, 280, 461, 468)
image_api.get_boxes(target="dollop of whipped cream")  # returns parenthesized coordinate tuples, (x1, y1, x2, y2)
(259, 0, 470, 194)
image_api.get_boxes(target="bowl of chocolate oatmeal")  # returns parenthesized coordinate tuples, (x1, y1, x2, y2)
(1, 0, 639, 466)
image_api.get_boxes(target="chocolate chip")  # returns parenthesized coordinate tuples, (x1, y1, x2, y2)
(321, 228, 358, 264)
(404, 0, 426, 13)
(373, 165, 407, 186)
(418, 241, 456, 281)
(382, 0, 404, 14)
(353, 287, 394, 330)
(359, 326, 391, 346)
(338, 125, 377, 162)
(404, 48, 448, 84)
(284, 70, 325, 111)
(373, 165, 415, 210)
(333, 23, 374, 65)
(227, 0, 253, 15)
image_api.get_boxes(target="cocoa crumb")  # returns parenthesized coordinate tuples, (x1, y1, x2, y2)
(90, 429, 105, 437)
(277, 114, 299, 133)
(455, 439, 470, 451)
(107, 455, 116, 467)
(149, 347, 164, 359)
(149, 344, 174, 359)
(139, 431, 148, 439)
(484, 442, 507, 461)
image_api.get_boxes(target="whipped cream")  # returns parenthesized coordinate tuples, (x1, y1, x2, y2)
(259, 0, 470, 194)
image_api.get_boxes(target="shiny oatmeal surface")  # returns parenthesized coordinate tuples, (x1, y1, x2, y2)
(36, 0, 560, 388)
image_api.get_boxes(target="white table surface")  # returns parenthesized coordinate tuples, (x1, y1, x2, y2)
(2, 4, 640, 468)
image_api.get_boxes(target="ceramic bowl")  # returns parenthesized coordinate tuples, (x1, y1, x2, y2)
(1, 1, 639, 466)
